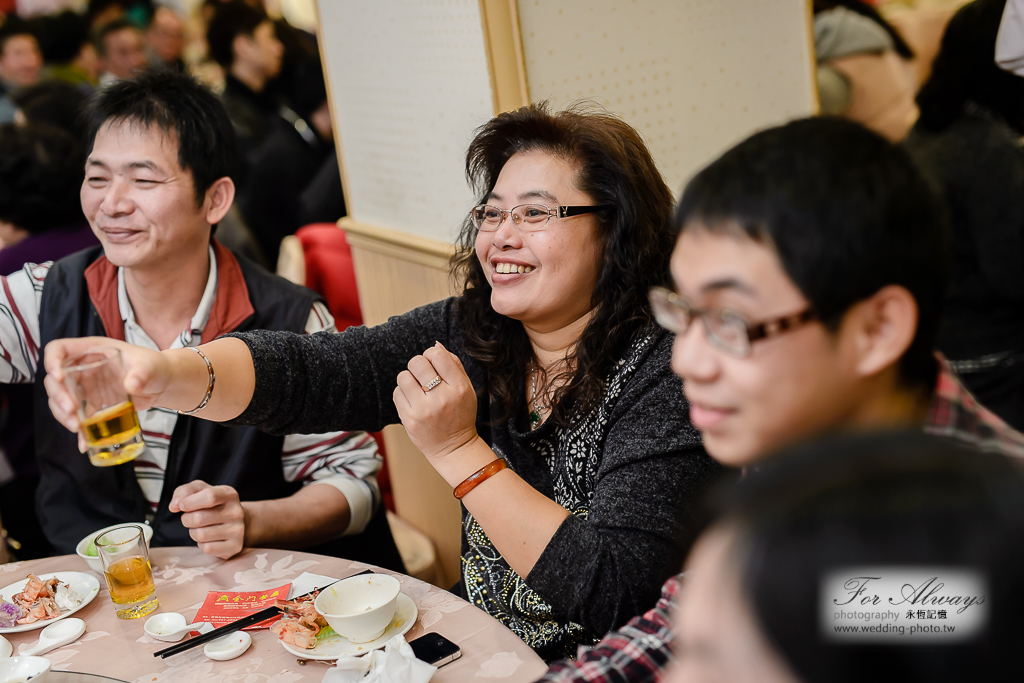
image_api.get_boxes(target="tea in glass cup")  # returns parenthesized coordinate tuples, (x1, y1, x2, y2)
(95, 525, 158, 619)
(62, 348, 145, 467)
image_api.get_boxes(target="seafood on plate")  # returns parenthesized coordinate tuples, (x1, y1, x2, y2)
(270, 592, 329, 650)
(2, 574, 81, 625)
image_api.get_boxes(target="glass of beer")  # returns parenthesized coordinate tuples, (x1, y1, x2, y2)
(95, 525, 158, 619)
(62, 347, 145, 467)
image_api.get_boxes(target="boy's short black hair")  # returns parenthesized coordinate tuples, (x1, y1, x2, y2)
(83, 67, 238, 207)
(0, 122, 85, 234)
(0, 16, 37, 55)
(720, 430, 1024, 682)
(206, 1, 268, 69)
(674, 117, 950, 389)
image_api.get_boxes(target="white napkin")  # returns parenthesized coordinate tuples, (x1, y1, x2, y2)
(997, 0, 1024, 76)
(322, 635, 436, 683)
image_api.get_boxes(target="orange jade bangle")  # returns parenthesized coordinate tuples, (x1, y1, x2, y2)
(453, 459, 508, 499)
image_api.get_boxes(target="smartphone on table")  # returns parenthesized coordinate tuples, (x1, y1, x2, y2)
(409, 632, 461, 667)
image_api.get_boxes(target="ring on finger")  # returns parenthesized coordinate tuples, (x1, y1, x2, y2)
(422, 375, 442, 392)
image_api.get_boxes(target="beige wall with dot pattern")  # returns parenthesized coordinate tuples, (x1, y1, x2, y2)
(317, 1, 495, 243)
(516, 0, 817, 195)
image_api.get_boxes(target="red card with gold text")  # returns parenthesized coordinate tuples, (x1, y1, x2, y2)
(193, 583, 291, 630)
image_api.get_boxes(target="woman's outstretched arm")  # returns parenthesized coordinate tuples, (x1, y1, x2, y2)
(43, 336, 256, 432)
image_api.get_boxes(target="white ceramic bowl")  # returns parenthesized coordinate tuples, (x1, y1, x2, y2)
(314, 574, 401, 643)
(75, 523, 154, 573)
(0, 656, 50, 682)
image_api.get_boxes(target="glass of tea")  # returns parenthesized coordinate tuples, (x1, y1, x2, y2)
(95, 525, 158, 619)
(62, 347, 145, 467)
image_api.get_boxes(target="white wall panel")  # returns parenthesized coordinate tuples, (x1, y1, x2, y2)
(516, 0, 816, 195)
(317, 0, 495, 243)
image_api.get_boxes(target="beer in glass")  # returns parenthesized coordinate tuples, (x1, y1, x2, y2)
(96, 525, 158, 619)
(62, 348, 145, 466)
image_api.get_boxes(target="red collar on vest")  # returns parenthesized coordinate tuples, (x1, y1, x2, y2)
(83, 239, 256, 342)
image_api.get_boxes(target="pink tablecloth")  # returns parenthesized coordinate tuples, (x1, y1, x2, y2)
(0, 547, 548, 682)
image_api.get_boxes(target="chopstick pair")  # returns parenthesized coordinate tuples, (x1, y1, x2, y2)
(153, 569, 373, 658)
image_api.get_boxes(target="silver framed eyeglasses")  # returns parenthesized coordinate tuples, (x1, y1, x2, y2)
(469, 203, 600, 233)
(648, 286, 818, 358)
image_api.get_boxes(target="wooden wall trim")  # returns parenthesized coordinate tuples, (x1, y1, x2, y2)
(478, 0, 530, 114)
(340, 218, 455, 271)
(804, 0, 821, 114)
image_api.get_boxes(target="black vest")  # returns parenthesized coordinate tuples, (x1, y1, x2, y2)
(35, 247, 317, 553)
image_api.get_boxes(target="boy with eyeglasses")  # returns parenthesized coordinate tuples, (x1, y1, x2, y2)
(539, 117, 1024, 682)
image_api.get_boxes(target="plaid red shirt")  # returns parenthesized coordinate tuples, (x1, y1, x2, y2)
(538, 359, 1024, 683)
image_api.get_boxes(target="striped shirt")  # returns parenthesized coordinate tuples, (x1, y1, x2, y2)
(0, 248, 381, 535)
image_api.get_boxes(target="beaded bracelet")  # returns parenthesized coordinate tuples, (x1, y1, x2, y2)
(177, 347, 215, 416)
(453, 459, 508, 500)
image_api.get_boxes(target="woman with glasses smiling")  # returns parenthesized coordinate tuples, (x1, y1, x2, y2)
(43, 103, 720, 661)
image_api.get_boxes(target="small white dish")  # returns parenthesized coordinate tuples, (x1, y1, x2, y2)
(314, 573, 401, 643)
(203, 630, 251, 661)
(0, 636, 10, 659)
(143, 612, 213, 643)
(0, 572, 101, 634)
(19, 617, 85, 656)
(75, 523, 153, 574)
(0, 655, 50, 682)
(280, 592, 418, 661)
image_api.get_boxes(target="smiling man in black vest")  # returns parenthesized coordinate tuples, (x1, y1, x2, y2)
(0, 67, 402, 569)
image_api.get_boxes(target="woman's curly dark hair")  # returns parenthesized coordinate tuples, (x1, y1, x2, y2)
(0, 122, 85, 234)
(452, 102, 675, 426)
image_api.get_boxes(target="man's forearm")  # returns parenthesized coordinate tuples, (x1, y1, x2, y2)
(241, 484, 352, 549)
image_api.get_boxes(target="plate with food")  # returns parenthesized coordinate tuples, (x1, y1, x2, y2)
(0, 572, 101, 633)
(273, 592, 418, 661)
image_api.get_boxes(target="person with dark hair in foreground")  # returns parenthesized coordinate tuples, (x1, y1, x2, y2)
(0, 68, 401, 570)
(665, 431, 1024, 683)
(904, 0, 1024, 432)
(538, 117, 1024, 681)
(43, 102, 720, 662)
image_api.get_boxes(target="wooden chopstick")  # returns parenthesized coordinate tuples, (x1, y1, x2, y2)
(153, 570, 373, 658)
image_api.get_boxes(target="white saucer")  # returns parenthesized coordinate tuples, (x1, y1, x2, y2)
(0, 635, 10, 658)
(279, 592, 418, 660)
(204, 630, 252, 661)
(0, 572, 101, 634)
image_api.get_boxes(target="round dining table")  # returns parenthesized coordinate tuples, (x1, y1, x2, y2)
(0, 547, 549, 682)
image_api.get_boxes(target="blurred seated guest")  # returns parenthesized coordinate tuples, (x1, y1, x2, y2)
(38, 10, 100, 91)
(539, 117, 1024, 682)
(44, 103, 722, 662)
(0, 68, 402, 570)
(0, 17, 42, 123)
(0, 123, 96, 271)
(87, 0, 156, 31)
(665, 431, 1024, 683)
(904, 0, 1024, 431)
(12, 81, 89, 140)
(146, 5, 184, 70)
(95, 18, 147, 86)
(240, 60, 344, 265)
(206, 1, 284, 177)
(0, 122, 96, 560)
(814, 0, 918, 141)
